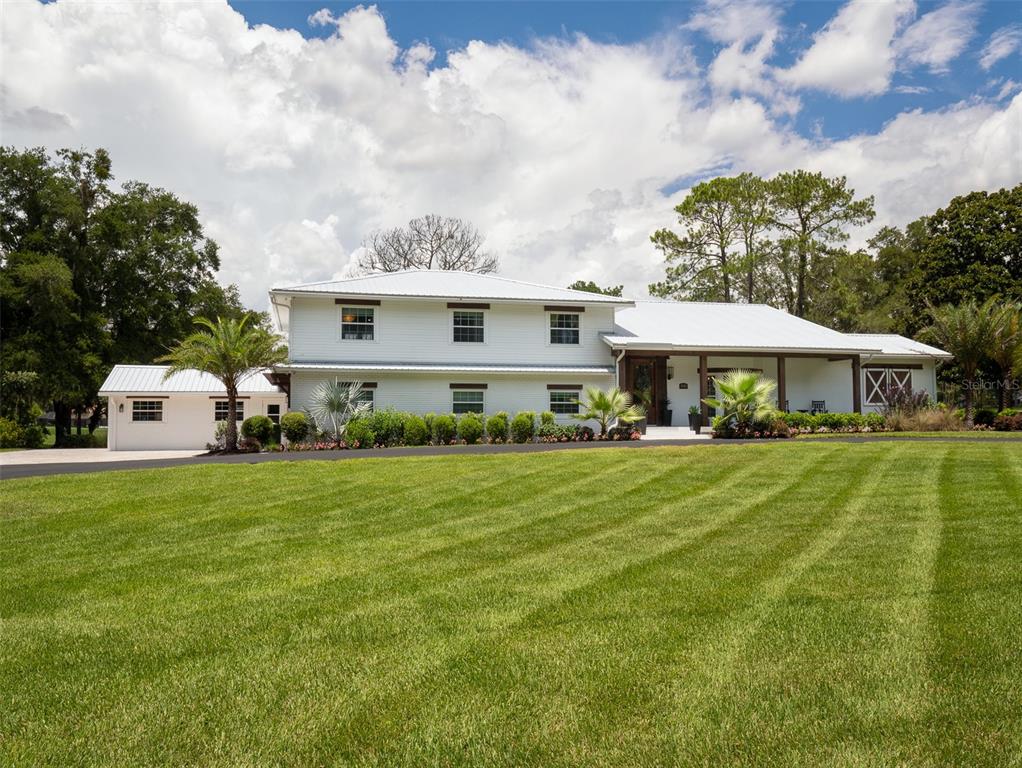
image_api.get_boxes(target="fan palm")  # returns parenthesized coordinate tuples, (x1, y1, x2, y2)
(924, 299, 997, 427)
(987, 302, 1021, 411)
(308, 380, 372, 441)
(702, 369, 777, 428)
(158, 315, 287, 451)
(572, 385, 645, 437)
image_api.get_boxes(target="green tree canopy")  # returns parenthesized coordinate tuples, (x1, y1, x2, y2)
(567, 280, 623, 296)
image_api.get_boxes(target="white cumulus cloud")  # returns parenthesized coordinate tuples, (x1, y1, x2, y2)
(1, 1, 1018, 306)
(980, 24, 1022, 70)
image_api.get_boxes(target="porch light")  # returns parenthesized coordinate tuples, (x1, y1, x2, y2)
(667, 366, 674, 380)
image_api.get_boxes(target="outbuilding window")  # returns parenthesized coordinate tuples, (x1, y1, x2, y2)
(132, 400, 163, 422)
(267, 404, 280, 424)
(214, 401, 245, 421)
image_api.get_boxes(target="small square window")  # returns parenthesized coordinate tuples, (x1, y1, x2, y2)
(214, 401, 244, 421)
(341, 307, 374, 340)
(267, 404, 281, 424)
(338, 382, 374, 411)
(549, 390, 580, 415)
(453, 311, 484, 343)
(550, 313, 580, 344)
(132, 400, 163, 422)
(452, 390, 484, 414)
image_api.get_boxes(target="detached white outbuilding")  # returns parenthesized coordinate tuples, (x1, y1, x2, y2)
(99, 365, 287, 451)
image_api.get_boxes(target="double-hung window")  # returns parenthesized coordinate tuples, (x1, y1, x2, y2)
(453, 311, 485, 343)
(549, 313, 580, 344)
(267, 404, 281, 424)
(549, 390, 580, 415)
(452, 390, 485, 414)
(132, 400, 163, 422)
(214, 401, 244, 421)
(339, 381, 375, 412)
(341, 307, 374, 340)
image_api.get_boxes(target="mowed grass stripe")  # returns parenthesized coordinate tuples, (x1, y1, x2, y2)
(1, 442, 1020, 767)
(318, 446, 866, 765)
(927, 444, 1022, 767)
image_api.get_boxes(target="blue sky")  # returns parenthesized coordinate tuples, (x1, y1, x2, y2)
(230, 1, 1021, 139)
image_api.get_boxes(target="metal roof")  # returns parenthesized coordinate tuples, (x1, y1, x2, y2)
(271, 269, 633, 305)
(844, 334, 952, 358)
(279, 362, 615, 375)
(98, 365, 284, 395)
(606, 301, 885, 355)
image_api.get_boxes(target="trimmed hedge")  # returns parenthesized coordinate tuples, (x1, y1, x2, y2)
(510, 411, 536, 443)
(458, 413, 485, 444)
(344, 419, 375, 448)
(432, 414, 457, 445)
(486, 412, 510, 443)
(241, 415, 275, 445)
(280, 411, 310, 443)
(403, 415, 429, 445)
(779, 411, 886, 434)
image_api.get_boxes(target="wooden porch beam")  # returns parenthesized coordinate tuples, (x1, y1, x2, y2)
(777, 356, 786, 412)
(852, 356, 862, 414)
(699, 353, 709, 426)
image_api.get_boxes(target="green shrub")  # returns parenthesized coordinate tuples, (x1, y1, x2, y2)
(486, 411, 509, 443)
(403, 415, 429, 446)
(344, 418, 375, 448)
(458, 412, 485, 444)
(20, 424, 45, 449)
(423, 412, 436, 436)
(510, 411, 535, 443)
(537, 423, 578, 442)
(974, 408, 997, 427)
(241, 414, 275, 444)
(540, 411, 555, 426)
(280, 411, 310, 443)
(367, 408, 407, 446)
(0, 417, 24, 448)
(63, 433, 97, 448)
(432, 414, 457, 444)
(238, 436, 261, 452)
(993, 412, 1022, 431)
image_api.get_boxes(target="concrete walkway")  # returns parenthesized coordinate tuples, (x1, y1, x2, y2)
(0, 448, 202, 466)
(642, 426, 710, 441)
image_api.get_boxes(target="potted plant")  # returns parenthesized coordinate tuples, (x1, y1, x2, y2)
(688, 404, 702, 434)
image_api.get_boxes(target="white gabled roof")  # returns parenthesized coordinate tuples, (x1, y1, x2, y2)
(271, 269, 633, 305)
(606, 300, 884, 354)
(99, 365, 283, 395)
(280, 362, 614, 375)
(845, 334, 952, 359)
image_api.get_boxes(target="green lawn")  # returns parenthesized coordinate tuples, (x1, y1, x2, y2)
(2, 443, 1020, 766)
(797, 430, 1022, 439)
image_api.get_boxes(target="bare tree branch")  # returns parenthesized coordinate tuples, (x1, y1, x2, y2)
(358, 215, 498, 274)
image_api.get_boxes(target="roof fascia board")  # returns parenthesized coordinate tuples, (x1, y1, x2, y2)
(269, 288, 633, 307)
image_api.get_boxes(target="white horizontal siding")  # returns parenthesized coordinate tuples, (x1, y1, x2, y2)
(290, 371, 612, 423)
(107, 393, 287, 450)
(289, 298, 617, 366)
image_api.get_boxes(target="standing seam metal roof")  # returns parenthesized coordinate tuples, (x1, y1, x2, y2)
(98, 365, 283, 394)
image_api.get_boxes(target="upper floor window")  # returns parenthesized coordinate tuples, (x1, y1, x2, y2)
(132, 400, 163, 422)
(341, 307, 374, 340)
(453, 310, 485, 343)
(214, 400, 244, 421)
(550, 313, 580, 344)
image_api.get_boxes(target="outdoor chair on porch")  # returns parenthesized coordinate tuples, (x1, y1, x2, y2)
(811, 400, 827, 414)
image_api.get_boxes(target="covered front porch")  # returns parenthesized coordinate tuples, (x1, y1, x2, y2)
(616, 350, 863, 427)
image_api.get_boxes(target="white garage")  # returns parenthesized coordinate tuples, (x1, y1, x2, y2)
(99, 365, 288, 451)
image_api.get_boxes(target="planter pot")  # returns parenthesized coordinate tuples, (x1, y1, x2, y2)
(663, 409, 673, 426)
(633, 418, 647, 435)
(688, 412, 702, 434)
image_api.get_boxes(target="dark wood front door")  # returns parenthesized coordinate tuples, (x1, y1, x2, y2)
(625, 356, 668, 425)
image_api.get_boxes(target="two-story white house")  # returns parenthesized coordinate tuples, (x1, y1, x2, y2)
(98, 270, 951, 450)
(267, 271, 630, 422)
(267, 270, 951, 427)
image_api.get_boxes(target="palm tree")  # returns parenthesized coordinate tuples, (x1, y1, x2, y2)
(701, 369, 777, 428)
(308, 380, 372, 441)
(573, 385, 645, 437)
(924, 299, 997, 427)
(159, 315, 287, 451)
(987, 302, 1021, 411)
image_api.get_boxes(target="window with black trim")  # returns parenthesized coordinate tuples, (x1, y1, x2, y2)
(550, 313, 580, 344)
(132, 400, 163, 422)
(453, 311, 484, 343)
(549, 390, 579, 415)
(452, 390, 484, 413)
(341, 307, 374, 340)
(267, 404, 281, 424)
(214, 401, 245, 421)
